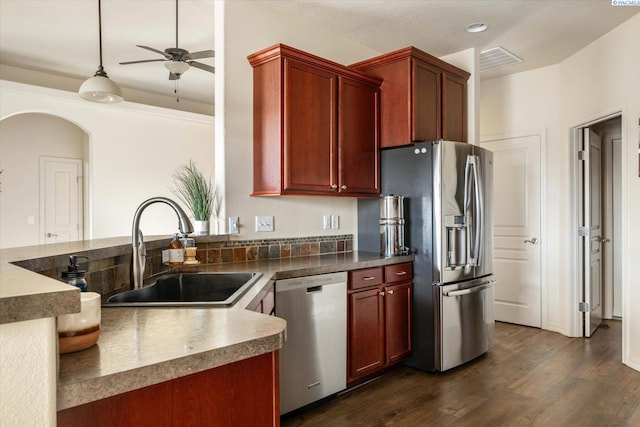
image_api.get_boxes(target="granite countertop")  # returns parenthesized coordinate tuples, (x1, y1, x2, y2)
(57, 251, 413, 410)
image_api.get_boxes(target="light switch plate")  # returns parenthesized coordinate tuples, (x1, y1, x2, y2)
(228, 217, 239, 234)
(255, 215, 274, 232)
(323, 215, 331, 230)
(330, 215, 339, 230)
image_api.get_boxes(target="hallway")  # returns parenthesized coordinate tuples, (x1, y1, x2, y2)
(283, 320, 639, 426)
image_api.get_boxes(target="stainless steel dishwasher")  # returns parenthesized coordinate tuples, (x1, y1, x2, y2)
(276, 272, 347, 415)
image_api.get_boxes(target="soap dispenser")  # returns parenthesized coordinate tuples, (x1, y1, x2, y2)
(61, 255, 89, 292)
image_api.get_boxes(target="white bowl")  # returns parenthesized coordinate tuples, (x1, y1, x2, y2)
(57, 292, 101, 353)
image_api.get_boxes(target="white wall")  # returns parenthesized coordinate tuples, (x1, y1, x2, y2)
(0, 318, 57, 426)
(480, 14, 640, 371)
(0, 81, 215, 241)
(216, 1, 382, 239)
(0, 114, 86, 248)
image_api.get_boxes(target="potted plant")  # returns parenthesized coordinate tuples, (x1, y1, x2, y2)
(171, 160, 219, 235)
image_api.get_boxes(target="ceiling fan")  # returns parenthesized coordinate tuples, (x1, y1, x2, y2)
(119, 0, 215, 81)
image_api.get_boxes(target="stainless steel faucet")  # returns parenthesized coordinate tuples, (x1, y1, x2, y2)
(132, 197, 194, 289)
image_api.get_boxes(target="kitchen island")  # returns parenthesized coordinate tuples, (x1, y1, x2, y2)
(0, 237, 412, 425)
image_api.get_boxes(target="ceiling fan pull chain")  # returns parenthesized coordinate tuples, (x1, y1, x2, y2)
(175, 80, 180, 103)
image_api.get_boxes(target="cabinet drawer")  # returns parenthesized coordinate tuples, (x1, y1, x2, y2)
(349, 267, 383, 290)
(384, 263, 412, 283)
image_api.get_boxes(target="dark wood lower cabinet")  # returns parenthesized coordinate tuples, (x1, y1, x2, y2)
(347, 263, 412, 386)
(385, 282, 412, 364)
(348, 287, 385, 382)
(57, 351, 280, 427)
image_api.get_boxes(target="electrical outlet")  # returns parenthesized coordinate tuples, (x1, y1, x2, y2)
(323, 215, 331, 230)
(255, 215, 274, 232)
(331, 215, 339, 230)
(228, 217, 239, 234)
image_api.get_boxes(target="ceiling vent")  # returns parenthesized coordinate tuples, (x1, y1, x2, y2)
(479, 47, 523, 72)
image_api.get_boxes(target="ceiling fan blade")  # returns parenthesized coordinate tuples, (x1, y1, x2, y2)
(136, 45, 171, 59)
(188, 50, 215, 60)
(189, 61, 215, 73)
(169, 72, 180, 81)
(120, 59, 167, 65)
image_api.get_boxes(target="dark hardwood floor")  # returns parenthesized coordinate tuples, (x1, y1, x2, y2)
(282, 320, 640, 426)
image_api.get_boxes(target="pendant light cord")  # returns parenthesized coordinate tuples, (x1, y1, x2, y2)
(94, 0, 107, 77)
(98, 0, 103, 68)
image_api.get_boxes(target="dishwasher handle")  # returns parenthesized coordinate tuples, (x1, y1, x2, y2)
(443, 280, 496, 297)
(306, 285, 323, 293)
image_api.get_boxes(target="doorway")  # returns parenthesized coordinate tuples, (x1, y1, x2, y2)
(572, 114, 622, 337)
(0, 113, 89, 248)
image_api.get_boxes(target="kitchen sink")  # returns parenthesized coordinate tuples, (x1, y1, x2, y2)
(103, 272, 262, 307)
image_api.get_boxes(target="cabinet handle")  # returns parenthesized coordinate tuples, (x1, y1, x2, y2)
(363, 276, 376, 281)
(395, 271, 407, 276)
(330, 184, 338, 189)
(387, 289, 395, 295)
(378, 291, 385, 297)
(340, 185, 347, 190)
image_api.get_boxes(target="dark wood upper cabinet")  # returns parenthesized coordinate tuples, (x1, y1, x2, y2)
(248, 44, 381, 197)
(351, 46, 470, 148)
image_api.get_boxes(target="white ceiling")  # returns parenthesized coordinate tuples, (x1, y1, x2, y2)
(1, 1, 638, 108)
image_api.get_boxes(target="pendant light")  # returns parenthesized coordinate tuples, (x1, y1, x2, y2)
(79, 0, 123, 103)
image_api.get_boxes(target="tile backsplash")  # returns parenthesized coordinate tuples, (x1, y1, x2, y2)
(16, 234, 353, 295)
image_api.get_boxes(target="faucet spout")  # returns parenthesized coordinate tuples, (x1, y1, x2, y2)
(132, 197, 194, 289)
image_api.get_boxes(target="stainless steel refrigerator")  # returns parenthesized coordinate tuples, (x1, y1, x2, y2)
(358, 140, 495, 372)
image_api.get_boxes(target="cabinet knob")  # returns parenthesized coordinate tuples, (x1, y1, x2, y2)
(387, 289, 395, 295)
(340, 185, 347, 190)
(378, 291, 385, 297)
(330, 184, 338, 189)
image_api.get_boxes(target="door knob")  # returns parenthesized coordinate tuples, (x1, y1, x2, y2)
(600, 237, 610, 243)
(46, 233, 58, 238)
(524, 237, 538, 245)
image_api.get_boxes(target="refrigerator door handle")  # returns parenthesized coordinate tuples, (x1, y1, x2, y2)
(464, 155, 473, 266)
(472, 155, 483, 267)
(443, 280, 496, 297)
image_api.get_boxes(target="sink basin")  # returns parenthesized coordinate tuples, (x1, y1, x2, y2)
(103, 272, 262, 307)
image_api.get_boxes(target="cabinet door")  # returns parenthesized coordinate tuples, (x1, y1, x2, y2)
(338, 76, 380, 195)
(284, 58, 337, 194)
(384, 282, 412, 364)
(442, 72, 467, 142)
(412, 59, 441, 142)
(348, 287, 385, 382)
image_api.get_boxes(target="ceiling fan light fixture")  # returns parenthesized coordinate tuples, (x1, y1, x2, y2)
(79, 0, 123, 104)
(165, 60, 190, 75)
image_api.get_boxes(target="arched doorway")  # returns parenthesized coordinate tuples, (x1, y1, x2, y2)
(0, 113, 89, 248)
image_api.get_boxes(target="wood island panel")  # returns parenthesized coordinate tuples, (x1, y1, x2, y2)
(57, 351, 280, 427)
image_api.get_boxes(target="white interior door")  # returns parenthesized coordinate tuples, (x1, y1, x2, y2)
(583, 129, 603, 336)
(480, 134, 541, 327)
(40, 157, 83, 244)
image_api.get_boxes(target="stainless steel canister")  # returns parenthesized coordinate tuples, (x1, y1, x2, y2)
(380, 195, 407, 256)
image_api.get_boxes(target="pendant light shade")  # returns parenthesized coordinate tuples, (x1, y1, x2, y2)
(79, 0, 123, 103)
